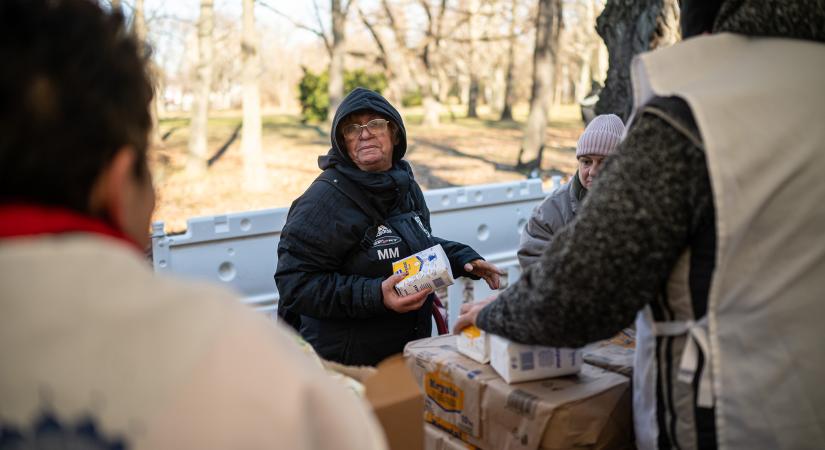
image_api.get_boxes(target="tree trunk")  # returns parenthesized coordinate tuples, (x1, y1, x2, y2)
(499, 0, 519, 121)
(241, 0, 269, 192)
(594, 0, 680, 121)
(467, 76, 479, 118)
(422, 82, 441, 127)
(327, 0, 347, 123)
(131, 0, 162, 149)
(518, 0, 562, 169)
(187, 0, 214, 175)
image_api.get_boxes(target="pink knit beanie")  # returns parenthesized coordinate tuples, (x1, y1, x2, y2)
(576, 114, 624, 157)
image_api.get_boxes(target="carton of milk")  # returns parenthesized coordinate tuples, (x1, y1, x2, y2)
(392, 244, 454, 296)
(457, 325, 491, 363)
(489, 335, 582, 383)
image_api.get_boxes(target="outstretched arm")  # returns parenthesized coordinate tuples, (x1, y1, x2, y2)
(472, 113, 714, 347)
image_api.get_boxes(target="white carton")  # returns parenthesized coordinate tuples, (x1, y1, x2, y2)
(489, 335, 582, 383)
(392, 244, 454, 296)
(457, 325, 490, 364)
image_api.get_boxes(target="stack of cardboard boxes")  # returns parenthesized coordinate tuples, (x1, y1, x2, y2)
(405, 334, 634, 450)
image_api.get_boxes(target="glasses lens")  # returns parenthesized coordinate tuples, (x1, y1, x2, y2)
(343, 124, 361, 139)
(367, 119, 388, 134)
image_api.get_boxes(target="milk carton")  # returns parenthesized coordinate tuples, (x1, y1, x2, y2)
(457, 325, 491, 364)
(392, 244, 454, 296)
(489, 335, 582, 383)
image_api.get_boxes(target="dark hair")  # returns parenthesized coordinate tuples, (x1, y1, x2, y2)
(0, 0, 154, 213)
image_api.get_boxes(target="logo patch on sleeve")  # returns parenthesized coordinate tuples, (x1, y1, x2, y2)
(373, 225, 401, 247)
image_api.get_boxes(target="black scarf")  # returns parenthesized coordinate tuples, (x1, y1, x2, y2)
(318, 149, 415, 217)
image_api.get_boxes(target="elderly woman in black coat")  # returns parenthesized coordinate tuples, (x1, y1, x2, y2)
(275, 88, 502, 366)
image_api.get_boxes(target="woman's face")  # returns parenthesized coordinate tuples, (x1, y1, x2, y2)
(577, 154, 607, 189)
(341, 112, 394, 172)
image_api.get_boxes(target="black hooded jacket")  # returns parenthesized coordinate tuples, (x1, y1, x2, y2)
(275, 88, 481, 366)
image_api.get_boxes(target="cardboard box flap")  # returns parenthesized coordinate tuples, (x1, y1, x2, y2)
(365, 355, 422, 408)
(325, 354, 425, 450)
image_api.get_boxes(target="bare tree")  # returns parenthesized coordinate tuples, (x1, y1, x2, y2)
(241, 0, 270, 192)
(187, 0, 214, 175)
(377, 0, 446, 127)
(517, 0, 562, 169)
(594, 0, 680, 121)
(328, 0, 355, 123)
(464, 0, 480, 118)
(499, 0, 520, 121)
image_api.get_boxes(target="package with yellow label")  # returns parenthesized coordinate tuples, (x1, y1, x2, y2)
(456, 325, 490, 364)
(392, 244, 454, 296)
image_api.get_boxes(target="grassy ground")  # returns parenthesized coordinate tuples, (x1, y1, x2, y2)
(151, 104, 584, 233)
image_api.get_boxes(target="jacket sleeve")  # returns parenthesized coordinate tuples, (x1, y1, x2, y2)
(275, 182, 388, 320)
(517, 194, 564, 269)
(411, 181, 482, 279)
(477, 111, 715, 347)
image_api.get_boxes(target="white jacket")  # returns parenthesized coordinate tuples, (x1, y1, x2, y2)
(0, 233, 387, 450)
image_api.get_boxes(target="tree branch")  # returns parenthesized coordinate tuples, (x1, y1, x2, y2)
(258, 0, 331, 53)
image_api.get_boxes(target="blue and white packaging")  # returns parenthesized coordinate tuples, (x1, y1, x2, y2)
(489, 335, 582, 383)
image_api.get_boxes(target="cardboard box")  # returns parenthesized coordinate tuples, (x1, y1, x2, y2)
(405, 335, 633, 450)
(489, 335, 582, 383)
(582, 329, 635, 377)
(324, 355, 424, 450)
(457, 325, 491, 364)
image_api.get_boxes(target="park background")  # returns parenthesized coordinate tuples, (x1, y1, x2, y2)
(111, 0, 681, 231)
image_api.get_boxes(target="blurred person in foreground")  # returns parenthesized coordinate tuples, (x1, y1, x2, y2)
(518, 114, 624, 268)
(0, 1, 386, 449)
(456, 1, 825, 449)
(275, 88, 503, 366)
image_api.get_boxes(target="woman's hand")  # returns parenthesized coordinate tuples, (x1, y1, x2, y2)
(452, 293, 498, 334)
(464, 259, 505, 290)
(381, 273, 432, 313)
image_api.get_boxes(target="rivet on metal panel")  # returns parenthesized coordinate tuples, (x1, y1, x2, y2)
(227, 248, 235, 256)
(214, 215, 230, 233)
(477, 224, 490, 241)
(457, 188, 467, 203)
(505, 187, 514, 198)
(240, 218, 251, 231)
(441, 195, 450, 206)
(474, 191, 483, 202)
(218, 261, 236, 282)
(159, 259, 167, 268)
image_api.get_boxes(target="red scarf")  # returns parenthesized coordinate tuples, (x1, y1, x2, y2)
(0, 204, 142, 252)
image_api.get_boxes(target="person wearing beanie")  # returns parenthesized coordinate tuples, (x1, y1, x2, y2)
(517, 114, 624, 268)
(456, 1, 825, 449)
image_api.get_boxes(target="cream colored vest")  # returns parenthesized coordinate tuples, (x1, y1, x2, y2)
(630, 33, 825, 450)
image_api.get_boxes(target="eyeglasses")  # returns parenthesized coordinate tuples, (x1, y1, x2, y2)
(342, 118, 389, 140)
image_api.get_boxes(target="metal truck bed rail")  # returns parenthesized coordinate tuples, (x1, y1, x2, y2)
(151, 178, 551, 330)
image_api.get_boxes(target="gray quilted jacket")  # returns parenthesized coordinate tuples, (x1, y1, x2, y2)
(517, 173, 585, 268)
